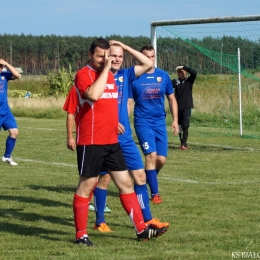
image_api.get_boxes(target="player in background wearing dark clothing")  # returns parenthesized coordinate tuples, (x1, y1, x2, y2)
(172, 65, 197, 150)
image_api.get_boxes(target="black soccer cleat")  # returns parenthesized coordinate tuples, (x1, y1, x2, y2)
(75, 235, 95, 246)
(136, 225, 167, 241)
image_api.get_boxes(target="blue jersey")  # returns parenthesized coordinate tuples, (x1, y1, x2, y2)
(128, 68, 173, 127)
(114, 66, 135, 140)
(0, 71, 12, 115)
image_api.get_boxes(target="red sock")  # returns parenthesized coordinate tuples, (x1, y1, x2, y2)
(119, 192, 146, 233)
(73, 194, 89, 239)
(89, 181, 98, 202)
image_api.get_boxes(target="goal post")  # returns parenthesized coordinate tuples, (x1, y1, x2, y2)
(150, 15, 260, 139)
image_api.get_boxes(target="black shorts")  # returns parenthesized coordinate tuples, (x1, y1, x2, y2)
(76, 143, 127, 177)
(178, 108, 191, 130)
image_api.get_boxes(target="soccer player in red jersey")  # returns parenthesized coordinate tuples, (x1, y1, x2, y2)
(70, 38, 166, 246)
(63, 86, 106, 209)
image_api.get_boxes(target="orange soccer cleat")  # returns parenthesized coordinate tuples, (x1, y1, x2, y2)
(151, 194, 162, 204)
(145, 218, 169, 229)
(93, 222, 112, 233)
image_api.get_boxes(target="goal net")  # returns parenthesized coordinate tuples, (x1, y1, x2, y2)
(151, 15, 260, 139)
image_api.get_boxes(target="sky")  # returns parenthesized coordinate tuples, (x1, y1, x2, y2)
(2, 0, 260, 38)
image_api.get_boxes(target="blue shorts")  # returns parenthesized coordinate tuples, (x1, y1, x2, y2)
(135, 125, 168, 157)
(119, 135, 144, 170)
(99, 135, 143, 175)
(0, 111, 18, 131)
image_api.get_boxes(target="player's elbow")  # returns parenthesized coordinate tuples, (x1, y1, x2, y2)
(12, 74, 21, 80)
(84, 89, 101, 101)
(89, 96, 100, 102)
(84, 92, 100, 102)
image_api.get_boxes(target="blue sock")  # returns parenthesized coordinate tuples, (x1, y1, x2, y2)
(4, 136, 16, 158)
(94, 187, 107, 226)
(134, 184, 152, 222)
(145, 169, 159, 198)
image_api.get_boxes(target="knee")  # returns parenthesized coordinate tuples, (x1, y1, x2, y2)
(9, 128, 18, 138)
(131, 169, 146, 185)
(76, 177, 96, 197)
(97, 174, 111, 189)
(157, 156, 166, 165)
(145, 152, 156, 164)
(182, 125, 189, 131)
(120, 177, 134, 193)
(156, 156, 166, 170)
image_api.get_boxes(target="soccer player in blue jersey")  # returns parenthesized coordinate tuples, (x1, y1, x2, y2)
(128, 44, 179, 204)
(93, 41, 170, 233)
(0, 58, 21, 166)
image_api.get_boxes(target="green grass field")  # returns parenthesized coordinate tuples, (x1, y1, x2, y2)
(0, 117, 259, 260)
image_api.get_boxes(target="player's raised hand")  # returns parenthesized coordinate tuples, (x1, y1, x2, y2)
(0, 58, 7, 66)
(175, 65, 184, 71)
(104, 49, 115, 70)
(109, 40, 127, 50)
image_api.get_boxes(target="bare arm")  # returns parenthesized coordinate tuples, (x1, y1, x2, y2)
(109, 40, 153, 77)
(0, 58, 21, 79)
(127, 98, 134, 117)
(167, 94, 179, 136)
(66, 113, 76, 151)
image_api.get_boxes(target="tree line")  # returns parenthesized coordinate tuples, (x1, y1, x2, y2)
(1, 34, 259, 75)
(0, 34, 150, 75)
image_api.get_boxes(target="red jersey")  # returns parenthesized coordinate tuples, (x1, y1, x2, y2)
(75, 65, 119, 145)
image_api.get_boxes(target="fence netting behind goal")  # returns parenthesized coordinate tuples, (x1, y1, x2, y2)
(154, 18, 260, 139)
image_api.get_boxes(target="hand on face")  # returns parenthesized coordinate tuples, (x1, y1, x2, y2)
(104, 49, 115, 71)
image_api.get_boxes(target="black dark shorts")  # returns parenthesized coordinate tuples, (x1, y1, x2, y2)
(76, 143, 127, 177)
(178, 108, 191, 129)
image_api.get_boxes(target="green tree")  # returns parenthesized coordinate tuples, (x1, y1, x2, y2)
(46, 65, 75, 97)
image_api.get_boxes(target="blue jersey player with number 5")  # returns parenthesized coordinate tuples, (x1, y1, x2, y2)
(128, 45, 179, 204)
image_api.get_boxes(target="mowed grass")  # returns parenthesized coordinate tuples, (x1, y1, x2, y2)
(0, 117, 259, 260)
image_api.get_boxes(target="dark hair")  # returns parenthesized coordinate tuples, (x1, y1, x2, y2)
(140, 44, 154, 53)
(89, 38, 110, 54)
